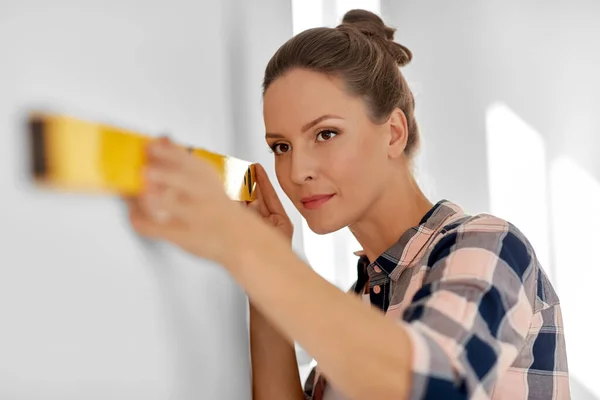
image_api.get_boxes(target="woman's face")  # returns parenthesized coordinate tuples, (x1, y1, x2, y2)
(263, 68, 400, 234)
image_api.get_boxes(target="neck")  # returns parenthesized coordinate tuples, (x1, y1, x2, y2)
(349, 172, 433, 263)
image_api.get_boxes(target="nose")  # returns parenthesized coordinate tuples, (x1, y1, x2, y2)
(290, 148, 318, 184)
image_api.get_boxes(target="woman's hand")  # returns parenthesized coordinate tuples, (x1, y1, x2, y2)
(245, 164, 294, 243)
(127, 137, 252, 262)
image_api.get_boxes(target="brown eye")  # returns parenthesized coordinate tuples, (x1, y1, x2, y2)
(316, 130, 337, 142)
(273, 143, 291, 155)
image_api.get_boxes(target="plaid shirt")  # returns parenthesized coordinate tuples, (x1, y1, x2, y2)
(303, 200, 570, 400)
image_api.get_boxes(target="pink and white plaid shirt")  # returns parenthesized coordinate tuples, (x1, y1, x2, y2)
(303, 200, 570, 400)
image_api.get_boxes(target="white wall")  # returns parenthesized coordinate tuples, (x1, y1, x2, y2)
(0, 1, 292, 399)
(382, 1, 600, 398)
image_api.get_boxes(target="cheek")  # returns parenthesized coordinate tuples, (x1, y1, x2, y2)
(329, 134, 383, 190)
(274, 160, 293, 198)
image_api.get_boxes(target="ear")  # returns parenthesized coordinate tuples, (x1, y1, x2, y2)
(387, 108, 408, 159)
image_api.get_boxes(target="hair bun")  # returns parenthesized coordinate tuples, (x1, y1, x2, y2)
(340, 9, 413, 67)
(341, 9, 395, 40)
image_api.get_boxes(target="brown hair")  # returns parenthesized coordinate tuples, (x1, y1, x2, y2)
(263, 9, 420, 158)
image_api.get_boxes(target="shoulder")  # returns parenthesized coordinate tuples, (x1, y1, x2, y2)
(425, 212, 539, 292)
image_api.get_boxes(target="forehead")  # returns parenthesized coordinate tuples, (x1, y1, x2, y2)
(263, 68, 363, 132)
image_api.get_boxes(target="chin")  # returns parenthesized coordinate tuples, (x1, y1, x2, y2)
(303, 214, 347, 235)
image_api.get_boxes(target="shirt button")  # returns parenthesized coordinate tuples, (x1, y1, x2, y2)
(373, 266, 382, 273)
(372, 285, 381, 294)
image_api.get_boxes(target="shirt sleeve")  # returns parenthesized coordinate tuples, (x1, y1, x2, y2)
(401, 219, 537, 400)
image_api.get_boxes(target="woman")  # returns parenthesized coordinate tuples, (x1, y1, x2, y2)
(128, 9, 569, 400)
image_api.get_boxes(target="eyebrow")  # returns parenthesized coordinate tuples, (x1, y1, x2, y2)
(265, 114, 344, 139)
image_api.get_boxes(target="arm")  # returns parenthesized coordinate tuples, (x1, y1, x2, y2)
(221, 211, 414, 400)
(250, 302, 305, 400)
(243, 164, 306, 399)
(221, 214, 535, 400)
(134, 139, 408, 397)
(133, 141, 534, 399)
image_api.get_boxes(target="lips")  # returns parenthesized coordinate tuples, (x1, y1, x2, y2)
(301, 194, 335, 210)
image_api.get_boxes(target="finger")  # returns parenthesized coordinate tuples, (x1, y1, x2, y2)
(146, 143, 226, 200)
(125, 195, 168, 223)
(247, 198, 265, 217)
(129, 202, 188, 242)
(128, 189, 194, 242)
(254, 186, 271, 217)
(146, 137, 191, 169)
(139, 187, 189, 222)
(122, 196, 138, 210)
(253, 163, 286, 215)
(143, 164, 197, 199)
(124, 196, 143, 225)
(247, 185, 271, 218)
(127, 196, 164, 238)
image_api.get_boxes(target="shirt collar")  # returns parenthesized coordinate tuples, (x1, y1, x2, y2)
(359, 199, 465, 282)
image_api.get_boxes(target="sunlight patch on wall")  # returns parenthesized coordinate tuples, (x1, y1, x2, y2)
(550, 156, 600, 397)
(485, 102, 552, 274)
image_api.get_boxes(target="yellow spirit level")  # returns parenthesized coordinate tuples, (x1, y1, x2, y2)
(27, 112, 257, 201)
